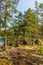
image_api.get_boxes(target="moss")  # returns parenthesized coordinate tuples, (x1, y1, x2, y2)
(39, 47, 43, 53)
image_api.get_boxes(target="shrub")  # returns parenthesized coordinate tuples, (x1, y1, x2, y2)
(38, 47, 43, 53)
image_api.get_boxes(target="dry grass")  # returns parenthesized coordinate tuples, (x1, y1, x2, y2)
(18, 45, 39, 50)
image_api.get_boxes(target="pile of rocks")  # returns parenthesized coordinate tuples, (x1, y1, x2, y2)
(6, 47, 43, 65)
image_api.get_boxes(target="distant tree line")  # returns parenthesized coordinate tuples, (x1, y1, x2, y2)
(0, 0, 43, 46)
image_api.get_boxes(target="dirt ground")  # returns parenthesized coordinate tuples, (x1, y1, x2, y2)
(6, 45, 43, 65)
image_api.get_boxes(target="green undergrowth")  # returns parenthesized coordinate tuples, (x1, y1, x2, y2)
(38, 47, 43, 53)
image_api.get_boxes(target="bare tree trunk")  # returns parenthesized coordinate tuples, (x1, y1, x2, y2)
(4, 0, 8, 50)
(0, 0, 2, 30)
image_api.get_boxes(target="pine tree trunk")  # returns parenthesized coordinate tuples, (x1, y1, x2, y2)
(0, 0, 2, 30)
(4, 0, 8, 50)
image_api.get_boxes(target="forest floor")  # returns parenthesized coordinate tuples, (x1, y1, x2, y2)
(6, 45, 43, 65)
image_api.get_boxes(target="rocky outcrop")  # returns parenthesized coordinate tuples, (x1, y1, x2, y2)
(6, 47, 43, 65)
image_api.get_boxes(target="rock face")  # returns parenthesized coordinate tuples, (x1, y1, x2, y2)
(0, 46, 43, 65)
(6, 47, 43, 65)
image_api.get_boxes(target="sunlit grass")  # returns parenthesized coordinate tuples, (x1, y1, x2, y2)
(38, 47, 43, 53)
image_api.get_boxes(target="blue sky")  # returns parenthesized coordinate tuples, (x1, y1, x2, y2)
(17, 0, 43, 13)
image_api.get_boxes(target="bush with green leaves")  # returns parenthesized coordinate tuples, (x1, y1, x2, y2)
(38, 47, 43, 53)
